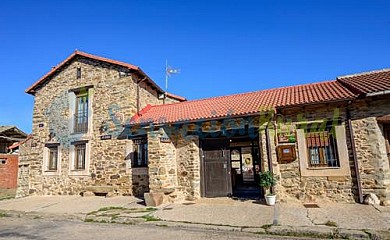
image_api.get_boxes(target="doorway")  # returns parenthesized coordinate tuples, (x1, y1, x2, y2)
(384, 124, 390, 164)
(230, 138, 261, 198)
(201, 138, 232, 197)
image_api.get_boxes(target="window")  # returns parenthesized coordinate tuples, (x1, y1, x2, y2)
(76, 67, 81, 79)
(47, 146, 58, 171)
(44, 143, 60, 175)
(305, 128, 339, 167)
(0, 159, 6, 165)
(74, 92, 88, 133)
(133, 138, 148, 167)
(74, 143, 86, 170)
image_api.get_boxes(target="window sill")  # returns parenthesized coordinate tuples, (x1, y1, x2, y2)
(69, 170, 89, 177)
(307, 167, 340, 170)
(71, 132, 88, 135)
(43, 170, 60, 176)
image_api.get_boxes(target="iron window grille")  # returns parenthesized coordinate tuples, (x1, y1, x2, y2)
(74, 143, 86, 170)
(133, 138, 148, 167)
(305, 128, 339, 168)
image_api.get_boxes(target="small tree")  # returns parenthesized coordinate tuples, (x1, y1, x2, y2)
(259, 171, 277, 196)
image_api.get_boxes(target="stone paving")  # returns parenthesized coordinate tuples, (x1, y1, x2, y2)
(0, 196, 389, 239)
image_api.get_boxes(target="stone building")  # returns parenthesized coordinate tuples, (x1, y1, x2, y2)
(20, 51, 390, 206)
(0, 126, 27, 198)
(124, 69, 390, 205)
(0, 126, 27, 154)
(19, 51, 185, 197)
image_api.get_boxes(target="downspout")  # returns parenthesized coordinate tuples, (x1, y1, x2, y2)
(265, 124, 274, 194)
(346, 106, 363, 203)
(265, 126, 273, 173)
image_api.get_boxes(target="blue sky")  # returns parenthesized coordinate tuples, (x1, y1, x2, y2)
(1, 0, 390, 133)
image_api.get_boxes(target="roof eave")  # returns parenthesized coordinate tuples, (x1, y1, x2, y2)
(366, 90, 390, 97)
(25, 51, 151, 95)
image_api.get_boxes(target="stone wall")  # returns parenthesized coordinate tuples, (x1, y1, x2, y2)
(175, 134, 201, 200)
(350, 97, 390, 205)
(260, 103, 356, 203)
(24, 56, 177, 196)
(147, 127, 182, 202)
(16, 137, 33, 198)
(259, 97, 390, 204)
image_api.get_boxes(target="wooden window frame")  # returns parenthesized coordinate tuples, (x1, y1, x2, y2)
(47, 146, 58, 171)
(74, 143, 86, 170)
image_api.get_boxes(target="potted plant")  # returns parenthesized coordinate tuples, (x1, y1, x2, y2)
(259, 171, 277, 205)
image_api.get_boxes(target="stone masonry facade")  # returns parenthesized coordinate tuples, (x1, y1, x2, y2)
(143, 97, 390, 205)
(20, 52, 390, 206)
(23, 54, 180, 197)
(259, 97, 390, 205)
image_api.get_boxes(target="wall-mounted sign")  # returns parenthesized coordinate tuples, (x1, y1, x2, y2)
(160, 137, 171, 143)
(100, 135, 112, 140)
(276, 144, 296, 164)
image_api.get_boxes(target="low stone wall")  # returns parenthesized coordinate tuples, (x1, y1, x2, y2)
(131, 167, 149, 197)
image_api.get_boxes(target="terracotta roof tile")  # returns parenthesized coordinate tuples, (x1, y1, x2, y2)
(131, 80, 356, 125)
(337, 69, 390, 95)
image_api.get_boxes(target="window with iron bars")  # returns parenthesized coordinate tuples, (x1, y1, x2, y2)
(305, 127, 339, 168)
(74, 143, 86, 170)
(133, 138, 148, 167)
(74, 93, 88, 133)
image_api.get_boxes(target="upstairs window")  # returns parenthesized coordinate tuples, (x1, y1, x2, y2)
(305, 127, 339, 168)
(74, 92, 88, 133)
(76, 67, 81, 79)
(133, 138, 148, 167)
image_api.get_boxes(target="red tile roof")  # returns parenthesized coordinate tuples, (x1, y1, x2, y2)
(25, 50, 186, 102)
(337, 69, 390, 96)
(131, 80, 356, 125)
(166, 92, 187, 101)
